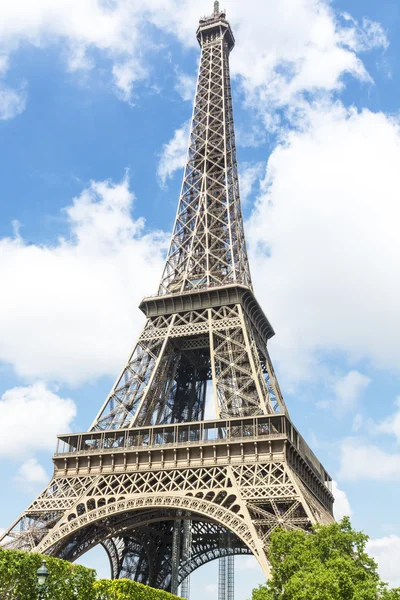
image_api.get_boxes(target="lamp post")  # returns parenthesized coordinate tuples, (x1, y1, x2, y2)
(36, 560, 49, 599)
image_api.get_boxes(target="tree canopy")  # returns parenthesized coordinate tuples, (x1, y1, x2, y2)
(251, 518, 400, 600)
(0, 548, 96, 599)
(0, 548, 179, 600)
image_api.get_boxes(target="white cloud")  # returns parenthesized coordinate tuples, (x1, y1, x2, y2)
(375, 397, 400, 442)
(0, 57, 26, 120)
(0, 175, 166, 385)
(0, 2, 145, 111)
(354, 18, 389, 52)
(352, 413, 363, 432)
(227, 4, 386, 126)
(65, 44, 94, 72)
(338, 438, 400, 481)
(157, 121, 190, 187)
(317, 370, 371, 417)
(236, 124, 266, 149)
(112, 59, 148, 101)
(247, 103, 400, 384)
(331, 370, 371, 416)
(14, 458, 48, 486)
(204, 584, 218, 594)
(367, 535, 400, 588)
(0, 83, 26, 120)
(0, 0, 387, 117)
(332, 480, 353, 520)
(0, 0, 149, 102)
(0, 383, 76, 458)
(151, 2, 386, 102)
(175, 70, 196, 102)
(239, 162, 265, 205)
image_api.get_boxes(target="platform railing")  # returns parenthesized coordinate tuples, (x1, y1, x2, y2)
(54, 413, 331, 488)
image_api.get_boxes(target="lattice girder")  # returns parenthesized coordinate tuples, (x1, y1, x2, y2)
(2, 439, 334, 583)
(91, 296, 284, 430)
(159, 13, 251, 296)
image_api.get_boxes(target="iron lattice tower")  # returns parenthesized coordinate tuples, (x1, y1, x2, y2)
(1, 2, 334, 593)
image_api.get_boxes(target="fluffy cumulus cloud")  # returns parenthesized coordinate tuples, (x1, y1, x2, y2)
(150, 1, 386, 110)
(0, 0, 151, 104)
(247, 103, 400, 384)
(227, 4, 386, 125)
(14, 458, 48, 486)
(157, 121, 190, 187)
(0, 176, 166, 384)
(318, 370, 371, 415)
(338, 395, 400, 481)
(0, 383, 76, 457)
(332, 480, 353, 520)
(175, 70, 197, 102)
(112, 59, 148, 102)
(0, 0, 387, 118)
(0, 83, 26, 121)
(375, 396, 400, 442)
(239, 162, 265, 205)
(332, 371, 371, 412)
(338, 438, 400, 481)
(367, 535, 400, 588)
(0, 57, 26, 120)
(157, 0, 388, 177)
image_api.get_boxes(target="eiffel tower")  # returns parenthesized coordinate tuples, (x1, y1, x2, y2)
(1, 2, 334, 595)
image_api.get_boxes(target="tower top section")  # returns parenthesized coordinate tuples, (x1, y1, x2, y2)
(159, 0, 250, 295)
(196, 2, 235, 51)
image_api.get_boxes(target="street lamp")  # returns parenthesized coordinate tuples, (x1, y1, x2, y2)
(36, 560, 49, 598)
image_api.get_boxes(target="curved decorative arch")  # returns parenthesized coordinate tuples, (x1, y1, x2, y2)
(102, 538, 120, 577)
(174, 542, 251, 586)
(36, 493, 264, 570)
(51, 511, 253, 585)
(62, 517, 252, 586)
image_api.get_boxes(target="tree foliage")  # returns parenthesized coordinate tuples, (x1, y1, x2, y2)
(0, 548, 180, 600)
(251, 518, 400, 600)
(0, 548, 96, 599)
(94, 579, 180, 599)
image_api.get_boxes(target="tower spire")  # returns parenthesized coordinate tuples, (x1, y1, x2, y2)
(214, 1, 220, 15)
(160, 4, 241, 295)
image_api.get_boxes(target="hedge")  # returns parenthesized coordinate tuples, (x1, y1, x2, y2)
(94, 579, 180, 600)
(0, 548, 96, 599)
(0, 549, 181, 600)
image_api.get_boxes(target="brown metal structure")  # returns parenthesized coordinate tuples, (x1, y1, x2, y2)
(0, 3, 334, 595)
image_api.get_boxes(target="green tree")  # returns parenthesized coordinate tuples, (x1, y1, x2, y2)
(251, 518, 400, 600)
(381, 591, 400, 600)
(0, 548, 180, 600)
(93, 578, 180, 599)
(0, 548, 96, 599)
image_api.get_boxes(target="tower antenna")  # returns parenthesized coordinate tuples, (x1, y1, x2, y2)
(214, 1, 220, 16)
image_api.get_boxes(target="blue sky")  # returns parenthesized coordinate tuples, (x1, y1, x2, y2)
(1, 0, 400, 597)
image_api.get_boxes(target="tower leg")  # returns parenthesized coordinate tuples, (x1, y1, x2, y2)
(171, 518, 182, 595)
(180, 519, 192, 599)
(219, 532, 234, 600)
